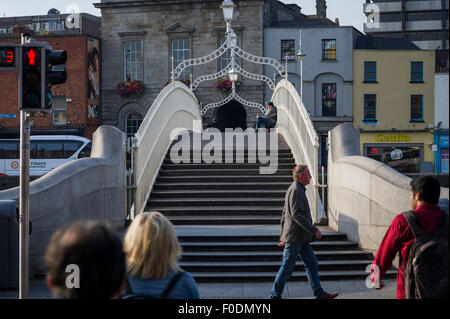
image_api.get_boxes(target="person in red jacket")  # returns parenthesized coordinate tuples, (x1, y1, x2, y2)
(371, 175, 448, 299)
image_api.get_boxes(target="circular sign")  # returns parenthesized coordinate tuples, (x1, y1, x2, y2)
(391, 149, 403, 161)
(11, 161, 19, 169)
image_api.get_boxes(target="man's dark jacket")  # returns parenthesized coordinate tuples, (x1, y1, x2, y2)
(265, 105, 277, 125)
(280, 181, 319, 244)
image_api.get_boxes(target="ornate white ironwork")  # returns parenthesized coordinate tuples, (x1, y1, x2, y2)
(191, 63, 232, 90)
(172, 40, 230, 80)
(171, 2, 287, 115)
(201, 90, 265, 115)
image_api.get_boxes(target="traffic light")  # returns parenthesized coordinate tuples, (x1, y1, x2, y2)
(19, 44, 45, 112)
(0, 44, 18, 69)
(44, 48, 67, 110)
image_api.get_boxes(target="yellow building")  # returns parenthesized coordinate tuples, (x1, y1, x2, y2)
(353, 37, 435, 174)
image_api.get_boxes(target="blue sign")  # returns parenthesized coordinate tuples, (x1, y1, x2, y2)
(0, 114, 16, 118)
(439, 135, 449, 147)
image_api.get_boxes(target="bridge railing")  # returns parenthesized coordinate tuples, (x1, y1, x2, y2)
(327, 123, 449, 254)
(131, 81, 202, 217)
(271, 79, 321, 223)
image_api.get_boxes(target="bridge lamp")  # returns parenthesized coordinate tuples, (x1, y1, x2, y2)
(221, 0, 235, 24)
(228, 66, 238, 82)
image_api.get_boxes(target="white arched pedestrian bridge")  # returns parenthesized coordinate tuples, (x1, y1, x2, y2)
(1, 78, 448, 278)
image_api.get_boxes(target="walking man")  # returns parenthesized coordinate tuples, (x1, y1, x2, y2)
(269, 165, 338, 299)
(371, 175, 448, 298)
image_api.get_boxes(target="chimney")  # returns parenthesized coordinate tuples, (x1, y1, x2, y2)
(316, 0, 327, 18)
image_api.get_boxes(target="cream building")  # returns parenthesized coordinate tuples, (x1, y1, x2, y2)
(353, 36, 435, 174)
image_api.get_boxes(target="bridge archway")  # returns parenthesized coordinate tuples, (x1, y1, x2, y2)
(215, 100, 247, 131)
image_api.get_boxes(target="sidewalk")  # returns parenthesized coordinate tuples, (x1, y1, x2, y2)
(0, 277, 396, 299)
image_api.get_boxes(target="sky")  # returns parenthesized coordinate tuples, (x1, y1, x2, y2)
(1, 0, 366, 33)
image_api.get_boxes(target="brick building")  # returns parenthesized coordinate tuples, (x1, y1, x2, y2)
(0, 12, 101, 139)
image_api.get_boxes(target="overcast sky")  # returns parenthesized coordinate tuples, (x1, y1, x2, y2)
(1, 0, 366, 33)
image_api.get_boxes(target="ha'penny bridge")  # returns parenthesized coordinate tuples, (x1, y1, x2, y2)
(1, 0, 447, 285)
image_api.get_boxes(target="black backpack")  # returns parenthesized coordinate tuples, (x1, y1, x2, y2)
(402, 210, 449, 299)
(121, 271, 185, 299)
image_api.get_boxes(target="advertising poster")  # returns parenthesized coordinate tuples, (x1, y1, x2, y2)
(87, 38, 100, 119)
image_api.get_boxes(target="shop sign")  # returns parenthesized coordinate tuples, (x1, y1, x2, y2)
(439, 135, 449, 147)
(375, 134, 410, 142)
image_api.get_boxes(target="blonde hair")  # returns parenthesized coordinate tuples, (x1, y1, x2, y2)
(123, 211, 181, 280)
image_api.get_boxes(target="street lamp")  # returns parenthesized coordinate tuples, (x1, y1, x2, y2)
(296, 30, 306, 101)
(221, 0, 235, 23)
(221, 0, 235, 33)
(229, 66, 238, 82)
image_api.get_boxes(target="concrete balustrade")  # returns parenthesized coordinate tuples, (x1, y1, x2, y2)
(0, 125, 127, 276)
(132, 81, 202, 217)
(327, 123, 449, 254)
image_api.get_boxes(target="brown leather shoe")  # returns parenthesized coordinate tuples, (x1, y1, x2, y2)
(318, 292, 339, 299)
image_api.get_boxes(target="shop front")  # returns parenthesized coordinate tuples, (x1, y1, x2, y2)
(360, 132, 435, 174)
(434, 132, 449, 173)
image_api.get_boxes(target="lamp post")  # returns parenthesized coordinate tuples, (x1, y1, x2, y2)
(221, 0, 235, 34)
(296, 30, 306, 101)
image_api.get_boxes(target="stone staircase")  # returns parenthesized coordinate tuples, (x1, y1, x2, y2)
(145, 133, 397, 283)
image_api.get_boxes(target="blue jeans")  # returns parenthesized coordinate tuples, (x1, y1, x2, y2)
(255, 116, 274, 129)
(269, 243, 324, 299)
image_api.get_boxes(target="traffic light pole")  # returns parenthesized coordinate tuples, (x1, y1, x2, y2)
(19, 33, 31, 299)
(19, 111, 30, 299)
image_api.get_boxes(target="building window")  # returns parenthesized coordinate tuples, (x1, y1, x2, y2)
(322, 39, 336, 61)
(171, 38, 190, 80)
(123, 41, 142, 82)
(364, 62, 377, 82)
(281, 40, 295, 61)
(411, 62, 423, 82)
(411, 95, 423, 121)
(363, 94, 377, 122)
(52, 96, 66, 126)
(322, 83, 337, 116)
(366, 145, 422, 174)
(126, 112, 143, 138)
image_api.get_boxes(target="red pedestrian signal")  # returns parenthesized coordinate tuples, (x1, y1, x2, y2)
(24, 48, 40, 67)
(19, 46, 45, 111)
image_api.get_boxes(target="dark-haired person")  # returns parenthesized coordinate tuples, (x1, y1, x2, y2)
(45, 220, 126, 299)
(269, 165, 338, 299)
(371, 175, 448, 298)
(256, 102, 277, 130)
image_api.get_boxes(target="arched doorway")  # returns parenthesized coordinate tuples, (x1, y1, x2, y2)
(215, 100, 247, 131)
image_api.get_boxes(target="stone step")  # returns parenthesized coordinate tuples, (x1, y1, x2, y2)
(151, 190, 288, 199)
(161, 163, 296, 170)
(147, 198, 285, 207)
(180, 250, 373, 262)
(158, 169, 293, 176)
(153, 182, 291, 191)
(189, 270, 398, 283)
(180, 241, 359, 252)
(166, 215, 281, 225)
(148, 207, 282, 216)
(180, 260, 373, 272)
(177, 232, 346, 242)
(156, 175, 293, 183)
(163, 158, 296, 165)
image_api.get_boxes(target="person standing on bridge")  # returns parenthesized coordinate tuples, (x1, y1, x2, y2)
(269, 165, 339, 299)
